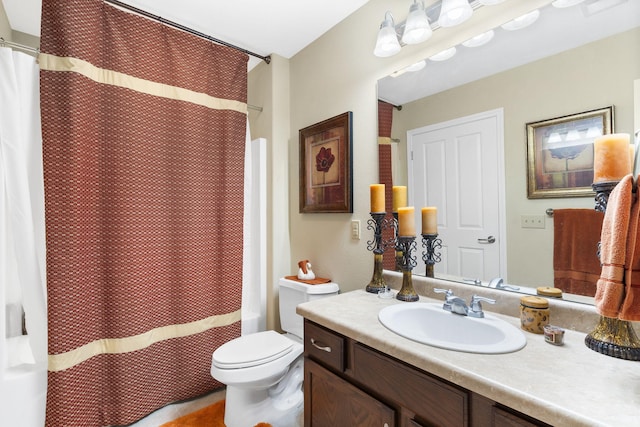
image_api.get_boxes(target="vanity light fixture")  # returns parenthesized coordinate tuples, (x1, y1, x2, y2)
(501, 9, 540, 31)
(429, 46, 457, 61)
(551, 0, 585, 7)
(462, 29, 495, 47)
(438, 0, 474, 28)
(402, 0, 433, 45)
(374, 11, 402, 57)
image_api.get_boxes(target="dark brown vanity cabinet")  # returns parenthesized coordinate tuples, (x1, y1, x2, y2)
(303, 320, 549, 427)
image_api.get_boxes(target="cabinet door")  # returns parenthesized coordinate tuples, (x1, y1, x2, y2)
(305, 358, 395, 427)
(353, 344, 468, 427)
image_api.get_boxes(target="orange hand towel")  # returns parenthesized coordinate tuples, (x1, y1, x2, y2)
(553, 209, 604, 296)
(595, 175, 633, 318)
(620, 175, 640, 321)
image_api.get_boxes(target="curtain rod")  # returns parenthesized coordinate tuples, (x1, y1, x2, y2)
(0, 37, 39, 54)
(104, 0, 271, 65)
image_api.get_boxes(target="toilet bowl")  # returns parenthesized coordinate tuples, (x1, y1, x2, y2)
(210, 277, 339, 427)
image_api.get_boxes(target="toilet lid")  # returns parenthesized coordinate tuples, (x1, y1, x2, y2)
(212, 330, 293, 369)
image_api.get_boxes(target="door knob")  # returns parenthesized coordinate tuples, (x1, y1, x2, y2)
(477, 236, 496, 244)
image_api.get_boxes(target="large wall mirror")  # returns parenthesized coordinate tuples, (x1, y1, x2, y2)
(377, 0, 640, 304)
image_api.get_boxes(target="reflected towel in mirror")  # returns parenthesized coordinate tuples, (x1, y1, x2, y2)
(553, 209, 604, 296)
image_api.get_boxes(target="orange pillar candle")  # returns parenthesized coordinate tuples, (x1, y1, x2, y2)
(421, 207, 438, 234)
(370, 184, 385, 212)
(593, 133, 631, 183)
(397, 207, 415, 236)
(392, 186, 407, 212)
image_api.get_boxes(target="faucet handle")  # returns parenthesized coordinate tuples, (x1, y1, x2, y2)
(469, 295, 496, 318)
(433, 288, 453, 298)
(433, 288, 455, 311)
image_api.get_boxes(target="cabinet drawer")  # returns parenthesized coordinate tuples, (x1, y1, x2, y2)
(353, 343, 468, 427)
(304, 320, 345, 372)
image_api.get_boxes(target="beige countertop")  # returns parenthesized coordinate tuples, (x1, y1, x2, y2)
(297, 284, 640, 427)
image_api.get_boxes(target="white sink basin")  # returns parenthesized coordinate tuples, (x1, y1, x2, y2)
(378, 303, 526, 354)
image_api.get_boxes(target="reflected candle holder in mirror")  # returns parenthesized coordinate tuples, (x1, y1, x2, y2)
(396, 236, 419, 302)
(366, 212, 394, 293)
(393, 212, 403, 271)
(585, 181, 640, 361)
(421, 233, 442, 278)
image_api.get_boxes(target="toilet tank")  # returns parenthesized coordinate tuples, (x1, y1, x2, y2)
(279, 277, 339, 339)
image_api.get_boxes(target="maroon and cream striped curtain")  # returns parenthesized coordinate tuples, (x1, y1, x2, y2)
(378, 100, 396, 270)
(39, 1, 247, 425)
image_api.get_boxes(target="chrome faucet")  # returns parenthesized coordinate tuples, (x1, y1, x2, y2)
(489, 277, 520, 291)
(434, 288, 496, 318)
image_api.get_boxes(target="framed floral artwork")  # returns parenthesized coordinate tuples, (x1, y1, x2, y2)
(526, 106, 614, 199)
(299, 112, 353, 213)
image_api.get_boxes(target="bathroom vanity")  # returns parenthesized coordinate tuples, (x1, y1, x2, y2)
(297, 283, 640, 426)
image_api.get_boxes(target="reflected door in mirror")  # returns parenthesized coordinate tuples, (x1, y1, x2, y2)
(408, 110, 505, 280)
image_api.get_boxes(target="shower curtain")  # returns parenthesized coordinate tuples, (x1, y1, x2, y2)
(0, 47, 48, 427)
(39, 1, 248, 425)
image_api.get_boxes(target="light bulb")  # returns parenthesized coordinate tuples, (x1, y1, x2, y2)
(438, 0, 473, 28)
(402, 1, 432, 45)
(374, 12, 401, 57)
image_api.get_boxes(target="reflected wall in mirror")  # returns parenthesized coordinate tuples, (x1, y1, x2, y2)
(377, 1, 640, 303)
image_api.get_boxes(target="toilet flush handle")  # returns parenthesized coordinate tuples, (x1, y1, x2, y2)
(310, 338, 332, 353)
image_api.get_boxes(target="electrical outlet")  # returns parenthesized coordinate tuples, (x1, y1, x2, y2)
(521, 215, 545, 229)
(351, 220, 361, 239)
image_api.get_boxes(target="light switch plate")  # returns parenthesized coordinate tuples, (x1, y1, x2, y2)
(351, 220, 361, 239)
(521, 215, 545, 229)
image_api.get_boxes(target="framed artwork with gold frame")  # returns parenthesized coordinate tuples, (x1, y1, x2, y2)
(526, 106, 614, 199)
(299, 112, 353, 213)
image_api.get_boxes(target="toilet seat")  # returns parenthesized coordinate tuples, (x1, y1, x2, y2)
(212, 330, 293, 369)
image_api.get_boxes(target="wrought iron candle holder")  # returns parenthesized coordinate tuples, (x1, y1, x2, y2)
(585, 180, 640, 361)
(366, 212, 394, 294)
(421, 233, 442, 278)
(393, 212, 403, 271)
(396, 236, 419, 301)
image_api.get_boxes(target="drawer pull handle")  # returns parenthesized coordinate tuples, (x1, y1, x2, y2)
(310, 338, 332, 353)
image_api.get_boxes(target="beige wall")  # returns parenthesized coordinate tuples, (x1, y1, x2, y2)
(391, 28, 640, 287)
(0, 1, 11, 40)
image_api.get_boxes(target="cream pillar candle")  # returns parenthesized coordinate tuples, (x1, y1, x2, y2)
(593, 133, 631, 182)
(421, 207, 437, 234)
(370, 184, 385, 212)
(397, 207, 415, 236)
(392, 186, 407, 212)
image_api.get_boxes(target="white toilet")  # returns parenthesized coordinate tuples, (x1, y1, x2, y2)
(210, 277, 339, 427)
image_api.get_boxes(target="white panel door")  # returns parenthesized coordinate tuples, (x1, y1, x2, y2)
(407, 109, 506, 282)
